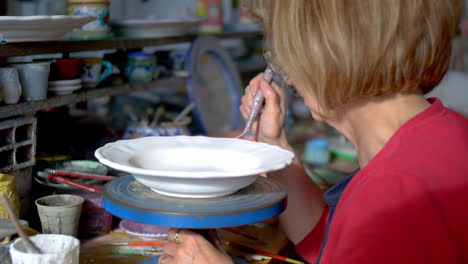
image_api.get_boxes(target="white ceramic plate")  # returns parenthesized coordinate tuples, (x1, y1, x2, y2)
(48, 79, 82, 87)
(111, 19, 202, 38)
(48, 85, 82, 95)
(95, 136, 295, 198)
(0, 16, 95, 42)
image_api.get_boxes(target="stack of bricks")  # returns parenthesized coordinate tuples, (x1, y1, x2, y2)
(0, 117, 37, 172)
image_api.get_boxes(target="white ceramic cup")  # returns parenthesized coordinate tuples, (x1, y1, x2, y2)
(11, 62, 50, 101)
(35, 194, 84, 237)
(9, 234, 80, 264)
(0, 67, 22, 104)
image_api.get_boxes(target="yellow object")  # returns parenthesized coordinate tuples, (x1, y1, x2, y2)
(0, 173, 20, 219)
(0, 173, 20, 244)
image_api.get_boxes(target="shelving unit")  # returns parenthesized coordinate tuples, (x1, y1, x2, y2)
(0, 31, 262, 118)
(0, 31, 262, 57)
(0, 77, 186, 119)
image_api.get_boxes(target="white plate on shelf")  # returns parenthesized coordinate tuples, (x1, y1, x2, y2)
(49, 84, 82, 95)
(0, 15, 95, 43)
(95, 136, 295, 198)
(48, 79, 82, 87)
(111, 19, 202, 38)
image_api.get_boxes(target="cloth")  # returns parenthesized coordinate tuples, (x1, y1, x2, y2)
(296, 98, 468, 263)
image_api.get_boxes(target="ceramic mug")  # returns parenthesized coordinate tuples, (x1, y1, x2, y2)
(55, 58, 83, 80)
(0, 67, 22, 104)
(11, 62, 50, 102)
(81, 58, 113, 88)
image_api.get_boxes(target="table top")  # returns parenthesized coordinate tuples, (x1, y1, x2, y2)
(79, 221, 292, 264)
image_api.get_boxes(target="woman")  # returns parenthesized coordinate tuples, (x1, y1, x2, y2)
(159, 1, 468, 263)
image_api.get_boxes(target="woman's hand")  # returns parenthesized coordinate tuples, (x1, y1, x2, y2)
(159, 228, 234, 264)
(240, 73, 290, 149)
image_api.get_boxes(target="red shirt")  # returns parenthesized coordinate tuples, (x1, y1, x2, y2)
(296, 98, 468, 263)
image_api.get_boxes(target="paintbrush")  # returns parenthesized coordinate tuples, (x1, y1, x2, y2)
(237, 67, 274, 139)
(107, 242, 167, 246)
(109, 249, 161, 256)
(0, 194, 42, 254)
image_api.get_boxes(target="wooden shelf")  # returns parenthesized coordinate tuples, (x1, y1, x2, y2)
(0, 31, 262, 57)
(0, 77, 186, 119)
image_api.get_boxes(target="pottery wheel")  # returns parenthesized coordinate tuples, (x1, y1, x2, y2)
(102, 176, 287, 228)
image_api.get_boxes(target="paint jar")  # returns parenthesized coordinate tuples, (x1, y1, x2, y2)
(304, 138, 330, 167)
(9, 234, 80, 264)
(67, 0, 111, 40)
(35, 194, 84, 237)
(125, 52, 155, 84)
(197, 0, 223, 33)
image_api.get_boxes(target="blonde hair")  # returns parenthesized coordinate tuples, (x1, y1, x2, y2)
(247, 0, 462, 108)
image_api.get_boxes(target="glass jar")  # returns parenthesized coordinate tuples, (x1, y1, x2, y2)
(125, 52, 155, 84)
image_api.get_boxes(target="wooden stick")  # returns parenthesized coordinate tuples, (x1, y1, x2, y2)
(0, 194, 42, 254)
(47, 175, 102, 193)
(47, 169, 116, 181)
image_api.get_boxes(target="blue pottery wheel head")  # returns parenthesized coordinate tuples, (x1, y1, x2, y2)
(102, 176, 287, 228)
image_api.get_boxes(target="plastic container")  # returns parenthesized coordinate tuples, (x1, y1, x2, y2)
(9, 234, 80, 264)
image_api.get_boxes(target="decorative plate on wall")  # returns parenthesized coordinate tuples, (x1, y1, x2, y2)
(185, 35, 245, 134)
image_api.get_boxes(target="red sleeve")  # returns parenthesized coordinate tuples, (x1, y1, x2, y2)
(320, 169, 458, 264)
(295, 206, 329, 263)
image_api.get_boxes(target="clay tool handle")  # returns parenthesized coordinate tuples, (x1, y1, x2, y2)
(107, 242, 167, 246)
(237, 67, 274, 139)
(47, 174, 102, 193)
(46, 169, 116, 181)
(0, 194, 42, 254)
(224, 240, 304, 264)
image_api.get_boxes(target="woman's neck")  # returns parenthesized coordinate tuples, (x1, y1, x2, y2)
(329, 93, 430, 168)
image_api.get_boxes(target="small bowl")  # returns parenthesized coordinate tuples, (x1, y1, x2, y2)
(95, 136, 294, 198)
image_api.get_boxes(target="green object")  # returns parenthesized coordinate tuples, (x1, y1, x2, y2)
(331, 151, 357, 161)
